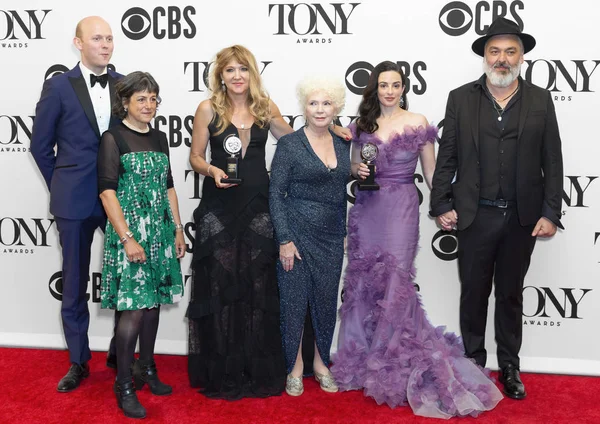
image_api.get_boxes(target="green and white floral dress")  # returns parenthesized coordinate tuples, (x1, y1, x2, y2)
(98, 124, 183, 311)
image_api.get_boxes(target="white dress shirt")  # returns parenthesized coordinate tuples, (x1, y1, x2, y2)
(79, 63, 111, 135)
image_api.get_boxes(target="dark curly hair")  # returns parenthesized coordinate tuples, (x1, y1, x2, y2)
(112, 71, 161, 119)
(356, 61, 409, 136)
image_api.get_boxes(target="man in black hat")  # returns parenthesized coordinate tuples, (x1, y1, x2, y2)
(430, 17, 564, 400)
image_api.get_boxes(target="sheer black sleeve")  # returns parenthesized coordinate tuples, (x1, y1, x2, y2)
(98, 131, 120, 193)
(158, 131, 174, 189)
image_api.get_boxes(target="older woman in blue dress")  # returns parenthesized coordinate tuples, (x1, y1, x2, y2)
(269, 76, 350, 396)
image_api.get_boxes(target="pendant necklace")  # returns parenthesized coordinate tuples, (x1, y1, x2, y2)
(489, 85, 519, 122)
(492, 101, 504, 122)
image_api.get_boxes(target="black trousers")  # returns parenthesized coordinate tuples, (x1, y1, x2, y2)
(457, 205, 536, 369)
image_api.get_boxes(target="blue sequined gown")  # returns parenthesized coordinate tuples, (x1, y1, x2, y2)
(269, 127, 351, 373)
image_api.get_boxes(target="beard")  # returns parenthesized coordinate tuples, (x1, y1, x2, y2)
(483, 58, 521, 88)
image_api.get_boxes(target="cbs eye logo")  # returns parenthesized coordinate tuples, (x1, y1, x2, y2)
(345, 61, 428, 96)
(48, 271, 64, 301)
(431, 229, 458, 261)
(49, 271, 101, 302)
(121, 6, 197, 40)
(44, 64, 68, 80)
(439, 2, 473, 36)
(345, 61, 374, 95)
(121, 7, 151, 40)
(439, 1, 525, 37)
(346, 178, 360, 205)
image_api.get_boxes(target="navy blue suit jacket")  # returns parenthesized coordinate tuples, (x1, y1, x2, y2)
(31, 64, 122, 219)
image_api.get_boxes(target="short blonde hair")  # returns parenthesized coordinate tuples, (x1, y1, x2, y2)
(296, 75, 346, 115)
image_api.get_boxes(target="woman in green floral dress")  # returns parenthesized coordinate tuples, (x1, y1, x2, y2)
(98, 72, 185, 419)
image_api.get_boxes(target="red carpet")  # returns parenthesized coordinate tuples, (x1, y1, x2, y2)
(1, 348, 599, 424)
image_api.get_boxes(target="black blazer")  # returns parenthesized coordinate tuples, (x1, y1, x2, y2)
(430, 76, 564, 231)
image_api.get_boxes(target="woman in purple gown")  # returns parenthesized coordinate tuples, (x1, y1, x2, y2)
(331, 61, 503, 419)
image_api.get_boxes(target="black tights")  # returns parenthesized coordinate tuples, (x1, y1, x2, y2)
(116, 307, 160, 381)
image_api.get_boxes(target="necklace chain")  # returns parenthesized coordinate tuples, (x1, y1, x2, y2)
(490, 84, 520, 103)
(491, 101, 504, 121)
(487, 85, 519, 122)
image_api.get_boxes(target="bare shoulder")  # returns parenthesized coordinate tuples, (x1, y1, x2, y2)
(196, 99, 214, 115)
(403, 111, 429, 128)
(194, 99, 214, 122)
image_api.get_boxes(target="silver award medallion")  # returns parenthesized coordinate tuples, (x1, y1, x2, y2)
(224, 135, 242, 156)
(358, 142, 380, 191)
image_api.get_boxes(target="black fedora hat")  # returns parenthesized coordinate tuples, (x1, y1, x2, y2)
(471, 17, 536, 56)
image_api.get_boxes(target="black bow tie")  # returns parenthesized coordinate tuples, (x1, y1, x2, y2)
(90, 73, 108, 88)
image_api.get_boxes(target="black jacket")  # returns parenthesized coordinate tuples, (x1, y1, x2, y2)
(430, 76, 564, 231)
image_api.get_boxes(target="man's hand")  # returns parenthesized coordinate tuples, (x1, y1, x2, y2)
(532, 217, 557, 237)
(436, 210, 458, 231)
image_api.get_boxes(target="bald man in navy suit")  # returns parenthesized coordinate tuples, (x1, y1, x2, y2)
(31, 16, 123, 392)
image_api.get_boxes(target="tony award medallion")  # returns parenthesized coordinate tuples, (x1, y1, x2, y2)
(223, 134, 243, 184)
(358, 142, 379, 191)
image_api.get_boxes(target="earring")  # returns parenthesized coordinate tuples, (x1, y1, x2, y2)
(221, 79, 226, 92)
(399, 97, 405, 108)
(124, 107, 128, 112)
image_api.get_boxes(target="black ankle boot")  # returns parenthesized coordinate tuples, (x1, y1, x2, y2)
(114, 379, 146, 419)
(132, 359, 172, 395)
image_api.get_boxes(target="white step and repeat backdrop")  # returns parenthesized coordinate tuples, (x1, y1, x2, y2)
(1, 0, 599, 375)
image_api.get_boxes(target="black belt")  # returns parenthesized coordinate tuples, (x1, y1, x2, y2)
(479, 198, 516, 209)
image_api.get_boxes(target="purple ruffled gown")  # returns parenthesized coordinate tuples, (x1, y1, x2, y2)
(331, 124, 503, 419)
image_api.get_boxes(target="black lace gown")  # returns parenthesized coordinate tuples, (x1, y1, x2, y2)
(186, 118, 286, 399)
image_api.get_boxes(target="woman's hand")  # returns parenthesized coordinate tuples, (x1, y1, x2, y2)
(332, 124, 352, 141)
(356, 162, 370, 180)
(279, 242, 302, 272)
(437, 210, 458, 231)
(175, 231, 186, 258)
(210, 166, 238, 189)
(124, 239, 146, 263)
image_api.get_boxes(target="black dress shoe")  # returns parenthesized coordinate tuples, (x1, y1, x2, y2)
(114, 379, 146, 419)
(132, 359, 172, 395)
(499, 364, 527, 400)
(106, 354, 117, 370)
(57, 363, 90, 393)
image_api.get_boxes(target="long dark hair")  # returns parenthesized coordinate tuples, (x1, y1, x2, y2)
(113, 71, 161, 119)
(356, 61, 409, 136)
